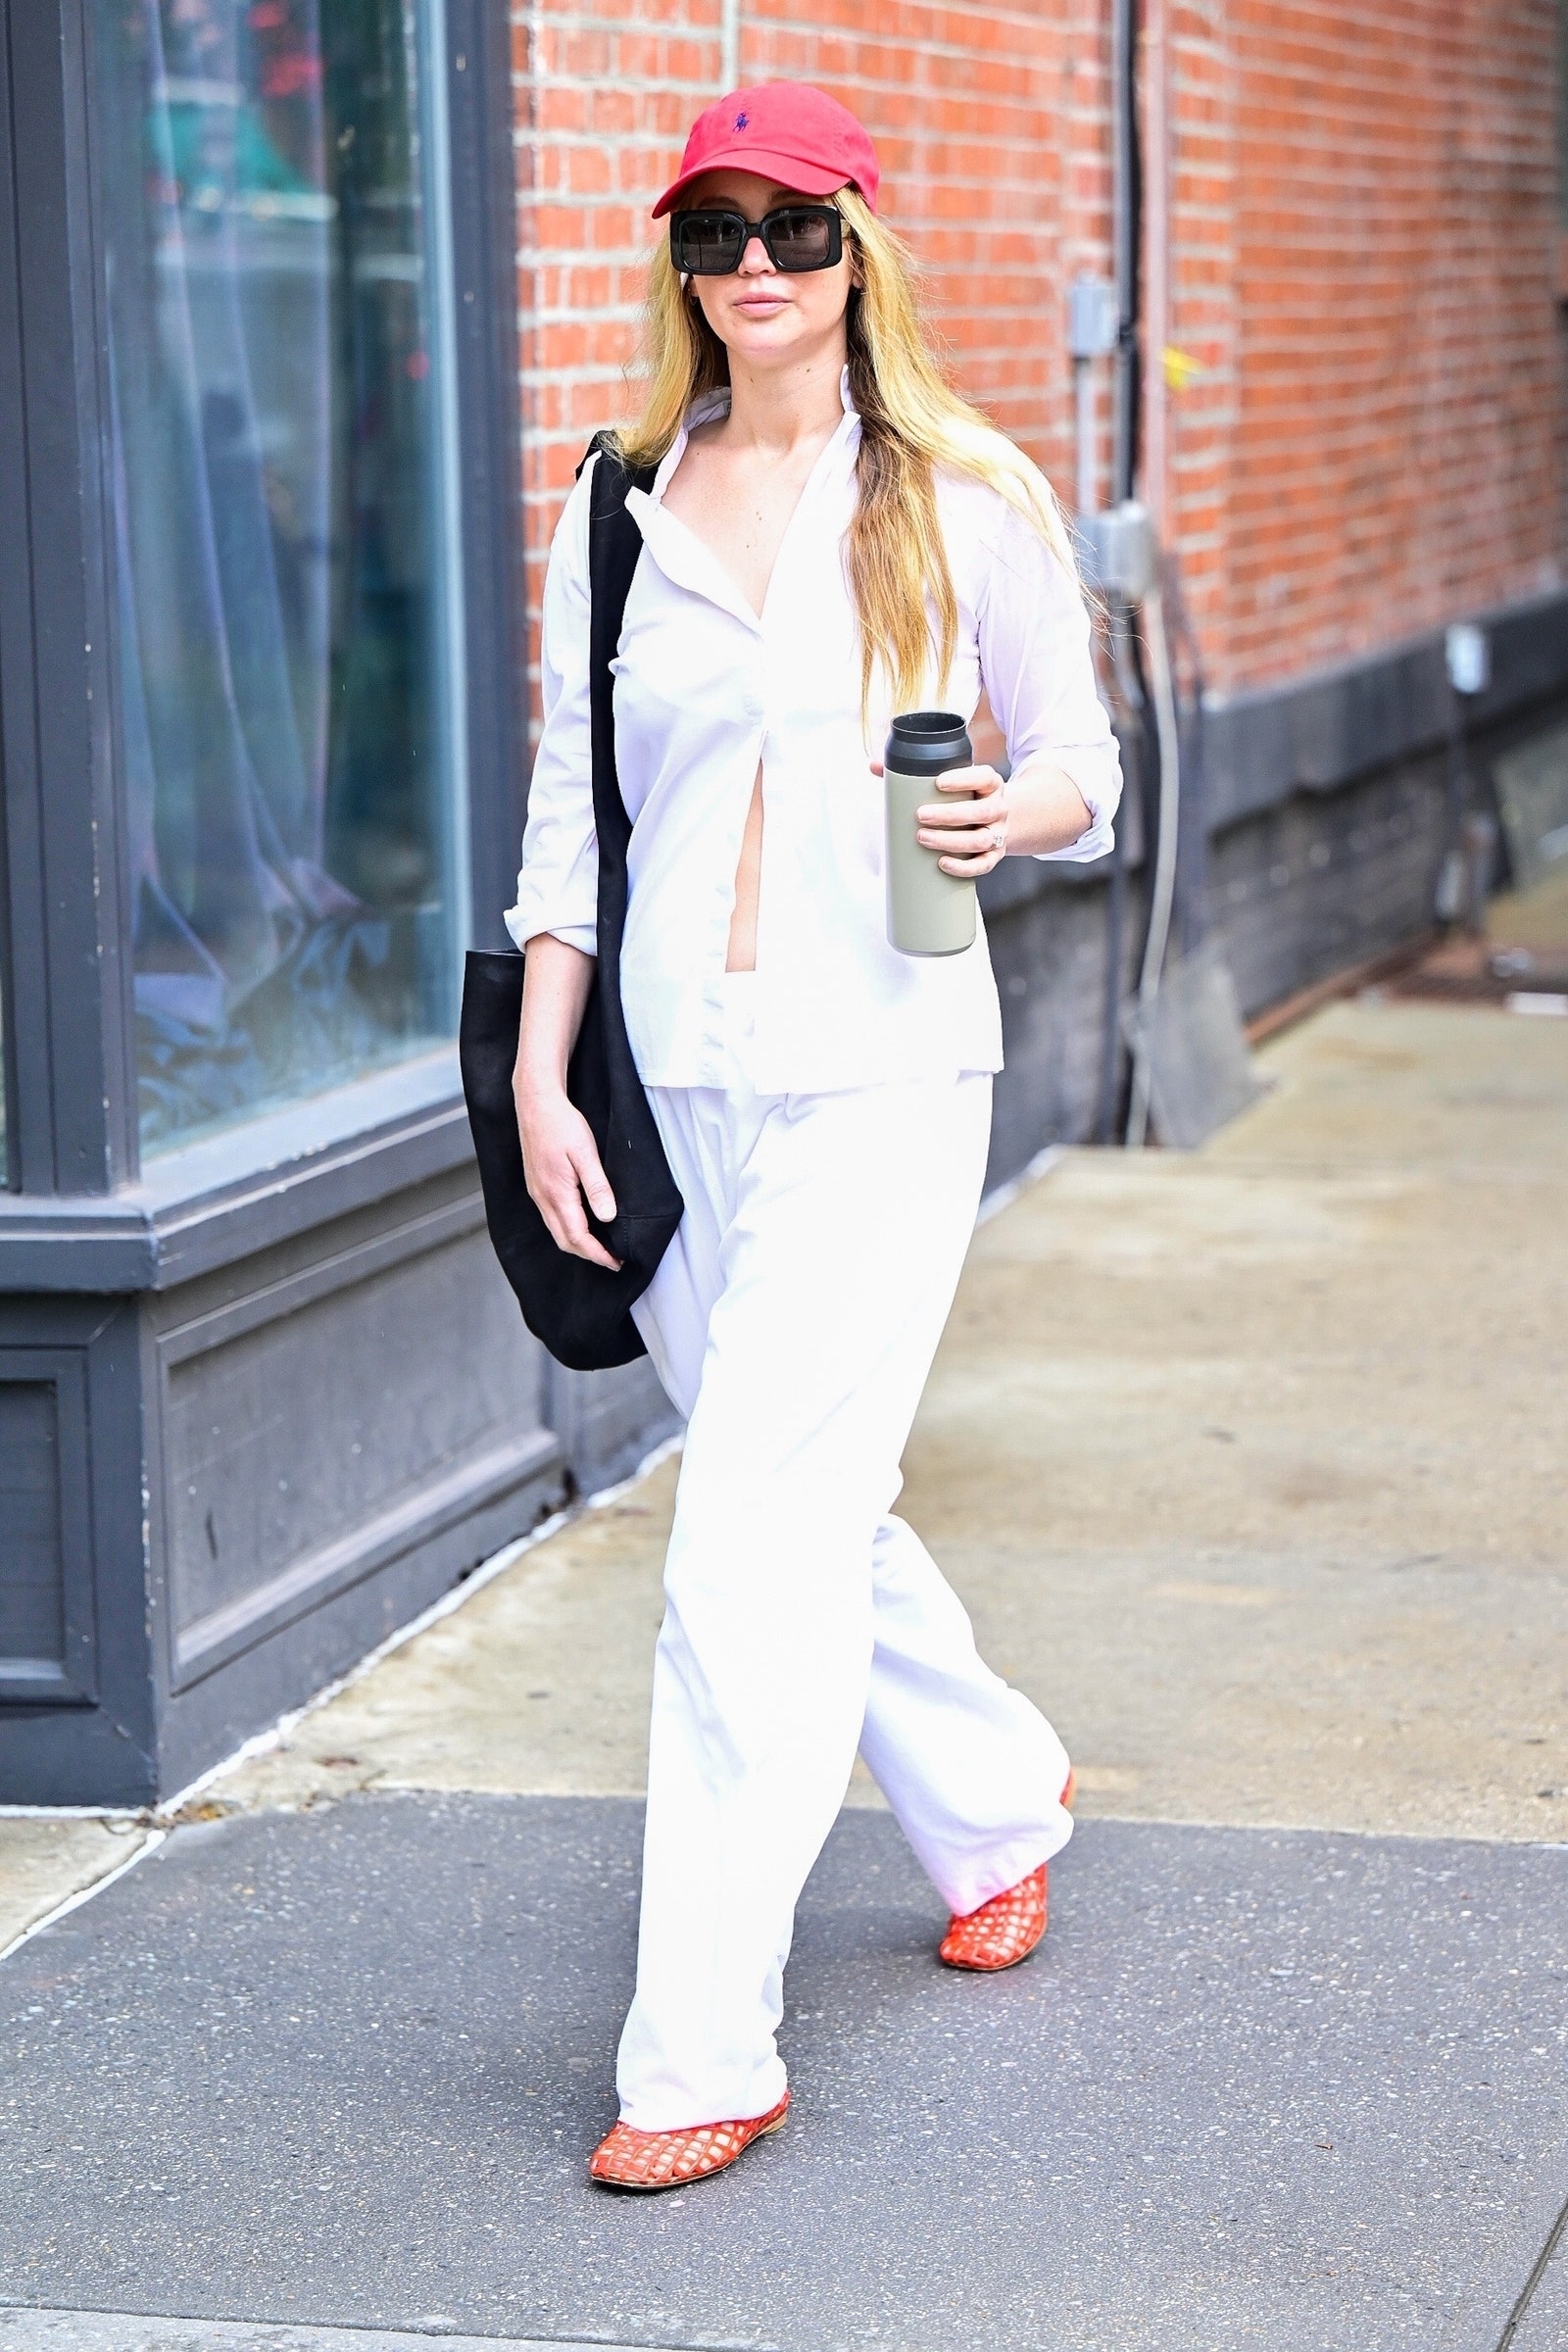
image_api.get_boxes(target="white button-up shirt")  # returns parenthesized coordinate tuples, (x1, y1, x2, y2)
(507, 373, 1121, 1095)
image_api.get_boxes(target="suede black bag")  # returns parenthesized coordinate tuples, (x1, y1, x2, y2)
(459, 437, 683, 1371)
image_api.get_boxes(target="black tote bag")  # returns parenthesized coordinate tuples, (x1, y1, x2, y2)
(459, 438, 684, 1371)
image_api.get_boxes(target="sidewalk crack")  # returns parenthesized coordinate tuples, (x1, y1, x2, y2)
(1494, 2183, 1568, 2351)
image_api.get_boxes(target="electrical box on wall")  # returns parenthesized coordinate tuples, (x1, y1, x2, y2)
(1068, 275, 1119, 361)
(1081, 500, 1157, 602)
(1446, 622, 1491, 697)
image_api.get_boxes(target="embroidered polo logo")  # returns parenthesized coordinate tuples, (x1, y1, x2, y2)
(733, 111, 750, 129)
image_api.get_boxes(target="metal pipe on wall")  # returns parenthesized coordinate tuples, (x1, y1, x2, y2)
(1110, 0, 1140, 504)
(1094, 0, 1144, 1145)
(1141, 0, 1172, 543)
(720, 0, 740, 92)
(1121, 0, 1186, 1148)
(1075, 355, 1098, 518)
(1125, 581, 1183, 1147)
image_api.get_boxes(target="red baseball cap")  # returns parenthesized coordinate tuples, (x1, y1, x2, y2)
(652, 83, 880, 220)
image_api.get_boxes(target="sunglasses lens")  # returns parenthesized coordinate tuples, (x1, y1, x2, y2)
(766, 208, 839, 271)
(673, 213, 744, 273)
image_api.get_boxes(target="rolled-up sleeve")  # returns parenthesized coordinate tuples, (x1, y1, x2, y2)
(504, 460, 600, 955)
(977, 503, 1122, 863)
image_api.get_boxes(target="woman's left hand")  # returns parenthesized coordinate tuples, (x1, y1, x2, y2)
(870, 760, 1010, 877)
(918, 764, 1010, 876)
(872, 754, 1095, 866)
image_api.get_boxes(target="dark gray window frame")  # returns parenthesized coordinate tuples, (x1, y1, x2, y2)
(0, 0, 525, 1258)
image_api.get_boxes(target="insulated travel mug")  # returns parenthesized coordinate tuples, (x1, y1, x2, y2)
(884, 710, 978, 956)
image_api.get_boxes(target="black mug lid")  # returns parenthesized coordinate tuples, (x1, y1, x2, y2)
(885, 709, 972, 773)
(889, 709, 968, 742)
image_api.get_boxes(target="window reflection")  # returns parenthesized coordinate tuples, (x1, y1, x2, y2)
(99, 0, 466, 1153)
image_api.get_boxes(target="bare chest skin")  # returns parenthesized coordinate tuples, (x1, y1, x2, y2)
(662, 417, 831, 620)
(662, 419, 837, 971)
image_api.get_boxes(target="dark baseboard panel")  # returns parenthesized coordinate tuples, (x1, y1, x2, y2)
(152, 1427, 569, 1803)
(0, 1166, 567, 1805)
(169, 1425, 562, 1691)
(984, 661, 1567, 1184)
(547, 1356, 682, 1496)
(1201, 585, 1568, 831)
(980, 583, 1568, 932)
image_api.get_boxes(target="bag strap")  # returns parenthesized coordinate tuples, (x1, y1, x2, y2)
(579, 431, 656, 969)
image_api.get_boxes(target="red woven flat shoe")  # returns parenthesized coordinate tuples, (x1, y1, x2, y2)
(588, 2089, 791, 2191)
(939, 1862, 1049, 1971)
(938, 1768, 1076, 1974)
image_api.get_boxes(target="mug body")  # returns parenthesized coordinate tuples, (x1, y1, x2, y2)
(884, 710, 977, 956)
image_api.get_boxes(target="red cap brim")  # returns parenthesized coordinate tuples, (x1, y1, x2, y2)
(652, 150, 856, 220)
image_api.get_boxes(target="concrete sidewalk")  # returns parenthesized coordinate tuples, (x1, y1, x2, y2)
(2, 967, 1566, 2348)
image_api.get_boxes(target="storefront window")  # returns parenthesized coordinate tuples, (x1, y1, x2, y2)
(97, 0, 468, 1155)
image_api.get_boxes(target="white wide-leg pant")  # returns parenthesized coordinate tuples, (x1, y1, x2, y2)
(619, 975, 1072, 2132)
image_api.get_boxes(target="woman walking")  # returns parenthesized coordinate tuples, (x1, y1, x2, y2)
(507, 81, 1121, 2192)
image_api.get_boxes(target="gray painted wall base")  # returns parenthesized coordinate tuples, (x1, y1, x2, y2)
(0, 1132, 684, 1805)
(0, 1173, 570, 1807)
(548, 1356, 681, 1499)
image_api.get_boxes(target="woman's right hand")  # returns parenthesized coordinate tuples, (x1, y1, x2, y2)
(511, 935, 619, 1270)
(514, 1082, 622, 1271)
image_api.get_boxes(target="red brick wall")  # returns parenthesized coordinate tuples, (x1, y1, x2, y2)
(1153, 0, 1240, 671)
(512, 0, 1568, 722)
(1165, 0, 1568, 693)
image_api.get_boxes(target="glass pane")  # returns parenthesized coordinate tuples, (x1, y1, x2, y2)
(96, 0, 468, 1155)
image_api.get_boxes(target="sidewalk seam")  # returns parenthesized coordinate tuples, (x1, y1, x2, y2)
(0, 1831, 166, 1964)
(0, 2314, 776, 2352)
(1494, 2183, 1568, 2351)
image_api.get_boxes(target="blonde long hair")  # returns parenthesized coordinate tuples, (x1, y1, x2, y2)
(614, 188, 1081, 718)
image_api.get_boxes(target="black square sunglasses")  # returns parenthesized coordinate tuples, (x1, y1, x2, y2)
(670, 203, 844, 277)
